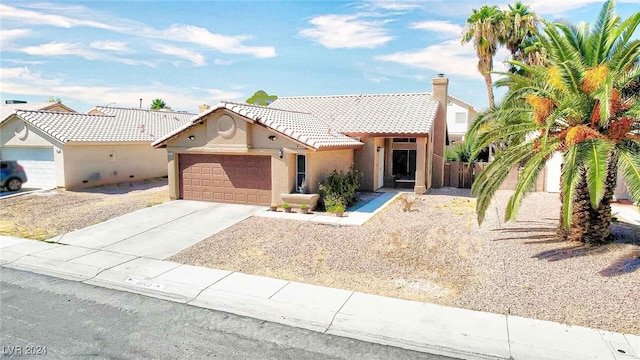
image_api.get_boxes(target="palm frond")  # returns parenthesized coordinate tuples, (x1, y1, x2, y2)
(505, 143, 560, 221)
(472, 142, 535, 224)
(609, 12, 640, 66)
(560, 145, 585, 229)
(587, 0, 619, 65)
(582, 140, 614, 208)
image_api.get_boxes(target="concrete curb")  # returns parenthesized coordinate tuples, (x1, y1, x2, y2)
(1, 235, 638, 360)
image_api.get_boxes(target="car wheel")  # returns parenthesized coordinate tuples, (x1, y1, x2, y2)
(6, 178, 22, 191)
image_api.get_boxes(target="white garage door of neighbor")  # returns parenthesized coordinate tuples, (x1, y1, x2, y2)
(0, 147, 56, 188)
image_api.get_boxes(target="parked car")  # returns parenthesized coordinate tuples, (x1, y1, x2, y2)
(0, 160, 28, 192)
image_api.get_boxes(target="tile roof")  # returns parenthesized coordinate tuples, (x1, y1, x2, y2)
(89, 106, 195, 139)
(269, 92, 441, 134)
(11, 107, 194, 144)
(153, 101, 363, 150)
(1, 102, 76, 123)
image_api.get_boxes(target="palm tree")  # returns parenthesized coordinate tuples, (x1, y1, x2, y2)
(150, 98, 169, 110)
(462, 5, 506, 109)
(503, 2, 541, 71)
(471, 0, 640, 245)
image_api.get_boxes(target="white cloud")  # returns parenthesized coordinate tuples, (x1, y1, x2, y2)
(0, 3, 120, 31)
(411, 21, 463, 37)
(89, 40, 130, 52)
(20, 42, 156, 68)
(0, 29, 32, 43)
(366, 0, 422, 11)
(377, 40, 480, 78)
(300, 14, 393, 49)
(1, 66, 243, 111)
(152, 44, 206, 67)
(21, 42, 102, 60)
(3, 3, 276, 60)
(147, 24, 276, 58)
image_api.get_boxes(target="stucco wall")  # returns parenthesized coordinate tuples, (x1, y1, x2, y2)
(354, 136, 376, 191)
(307, 149, 354, 193)
(1, 118, 54, 148)
(446, 102, 470, 137)
(62, 143, 168, 189)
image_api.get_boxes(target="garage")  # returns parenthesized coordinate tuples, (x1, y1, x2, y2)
(179, 154, 271, 205)
(0, 147, 56, 188)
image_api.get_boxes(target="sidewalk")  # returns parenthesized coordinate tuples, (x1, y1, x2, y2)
(1, 234, 638, 360)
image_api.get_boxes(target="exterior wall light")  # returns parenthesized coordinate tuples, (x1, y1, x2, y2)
(187, 135, 195, 140)
(268, 135, 277, 141)
(278, 149, 283, 159)
(377, 146, 381, 152)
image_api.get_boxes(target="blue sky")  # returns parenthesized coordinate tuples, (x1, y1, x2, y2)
(1, 1, 638, 113)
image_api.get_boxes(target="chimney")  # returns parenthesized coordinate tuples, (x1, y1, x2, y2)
(431, 74, 448, 188)
(199, 104, 211, 113)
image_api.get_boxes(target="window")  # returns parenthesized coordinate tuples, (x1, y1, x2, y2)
(455, 112, 467, 124)
(296, 154, 306, 189)
(393, 138, 416, 143)
(392, 150, 416, 179)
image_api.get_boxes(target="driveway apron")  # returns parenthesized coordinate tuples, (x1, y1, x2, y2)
(53, 201, 265, 260)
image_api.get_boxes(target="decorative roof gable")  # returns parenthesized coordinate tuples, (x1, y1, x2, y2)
(153, 101, 363, 150)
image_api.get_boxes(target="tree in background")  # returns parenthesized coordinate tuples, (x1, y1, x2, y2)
(502, 2, 541, 71)
(462, 5, 506, 109)
(471, 0, 640, 245)
(47, 96, 62, 103)
(150, 98, 171, 110)
(246, 90, 277, 106)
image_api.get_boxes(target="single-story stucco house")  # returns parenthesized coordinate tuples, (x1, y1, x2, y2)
(152, 76, 452, 206)
(0, 106, 193, 188)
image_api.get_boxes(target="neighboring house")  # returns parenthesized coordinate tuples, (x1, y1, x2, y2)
(445, 95, 478, 146)
(0, 101, 76, 122)
(153, 76, 452, 206)
(0, 106, 194, 188)
(544, 152, 632, 200)
(0, 101, 77, 187)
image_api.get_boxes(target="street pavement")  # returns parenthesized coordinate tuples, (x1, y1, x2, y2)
(1, 267, 454, 360)
(0, 198, 639, 360)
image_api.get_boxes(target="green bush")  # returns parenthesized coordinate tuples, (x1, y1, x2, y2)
(319, 165, 362, 210)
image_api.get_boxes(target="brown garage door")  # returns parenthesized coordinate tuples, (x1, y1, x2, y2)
(179, 154, 271, 205)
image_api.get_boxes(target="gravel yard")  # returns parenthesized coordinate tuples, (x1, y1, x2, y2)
(171, 189, 640, 335)
(0, 178, 169, 240)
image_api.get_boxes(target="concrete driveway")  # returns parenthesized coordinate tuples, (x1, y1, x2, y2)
(0, 186, 53, 199)
(50, 201, 265, 260)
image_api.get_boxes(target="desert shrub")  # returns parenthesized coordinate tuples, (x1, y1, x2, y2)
(318, 165, 362, 209)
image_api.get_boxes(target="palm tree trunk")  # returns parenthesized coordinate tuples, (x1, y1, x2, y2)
(557, 170, 569, 240)
(483, 72, 495, 109)
(566, 157, 617, 245)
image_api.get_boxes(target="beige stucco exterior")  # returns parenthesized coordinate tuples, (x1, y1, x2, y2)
(163, 109, 356, 204)
(1, 117, 55, 148)
(62, 143, 168, 189)
(1, 116, 170, 189)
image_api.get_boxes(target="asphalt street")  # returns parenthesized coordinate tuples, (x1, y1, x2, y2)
(0, 267, 458, 360)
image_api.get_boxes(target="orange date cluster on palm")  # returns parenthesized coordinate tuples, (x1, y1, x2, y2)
(525, 94, 556, 125)
(563, 125, 603, 146)
(608, 116, 635, 143)
(581, 65, 609, 93)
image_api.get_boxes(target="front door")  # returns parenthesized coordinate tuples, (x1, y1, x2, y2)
(377, 147, 384, 189)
